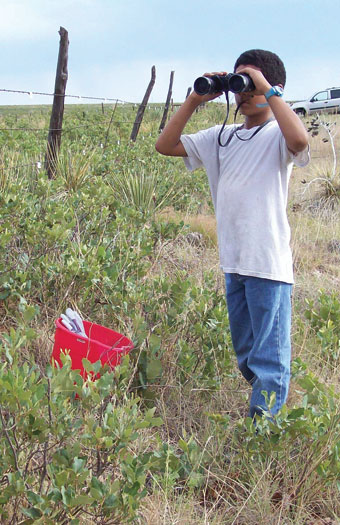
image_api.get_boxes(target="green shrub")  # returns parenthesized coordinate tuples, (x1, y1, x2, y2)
(0, 340, 163, 523)
(305, 290, 340, 362)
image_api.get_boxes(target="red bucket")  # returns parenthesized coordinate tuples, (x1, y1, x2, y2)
(52, 318, 134, 378)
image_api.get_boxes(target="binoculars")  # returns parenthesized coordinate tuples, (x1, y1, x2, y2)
(193, 73, 255, 95)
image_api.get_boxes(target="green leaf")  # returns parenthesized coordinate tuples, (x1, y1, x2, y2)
(21, 507, 43, 519)
(47, 488, 62, 503)
(125, 481, 140, 496)
(82, 359, 94, 373)
(103, 493, 118, 508)
(149, 334, 161, 352)
(287, 408, 305, 420)
(178, 439, 189, 453)
(90, 487, 103, 500)
(151, 417, 163, 427)
(146, 359, 162, 381)
(23, 305, 39, 322)
(26, 491, 44, 506)
(61, 486, 72, 506)
(55, 471, 68, 487)
(72, 457, 86, 473)
(71, 494, 95, 505)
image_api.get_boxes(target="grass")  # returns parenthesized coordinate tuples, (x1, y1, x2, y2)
(2, 104, 340, 523)
(140, 112, 340, 524)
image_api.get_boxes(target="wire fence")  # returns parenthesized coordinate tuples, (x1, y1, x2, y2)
(0, 87, 176, 111)
(0, 86, 181, 134)
(0, 76, 222, 178)
(0, 87, 135, 104)
(0, 83, 186, 174)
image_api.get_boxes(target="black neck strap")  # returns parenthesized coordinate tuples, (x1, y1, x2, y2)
(217, 91, 274, 148)
(224, 117, 274, 148)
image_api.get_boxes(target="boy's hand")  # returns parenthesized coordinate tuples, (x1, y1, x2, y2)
(189, 71, 228, 103)
(156, 70, 228, 157)
(235, 67, 273, 95)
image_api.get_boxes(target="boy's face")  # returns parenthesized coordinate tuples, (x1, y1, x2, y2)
(234, 64, 269, 118)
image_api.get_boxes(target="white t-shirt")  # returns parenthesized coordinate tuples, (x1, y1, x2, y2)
(181, 120, 309, 284)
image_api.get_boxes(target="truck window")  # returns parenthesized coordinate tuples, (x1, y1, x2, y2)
(330, 89, 340, 99)
(311, 91, 328, 102)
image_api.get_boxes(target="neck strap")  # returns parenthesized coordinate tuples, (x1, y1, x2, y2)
(225, 116, 274, 148)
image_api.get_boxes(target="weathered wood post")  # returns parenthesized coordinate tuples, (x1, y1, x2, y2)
(45, 26, 69, 179)
(159, 71, 175, 133)
(130, 65, 156, 142)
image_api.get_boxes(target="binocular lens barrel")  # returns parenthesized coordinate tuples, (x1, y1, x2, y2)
(228, 74, 255, 93)
(228, 75, 245, 93)
(193, 76, 214, 96)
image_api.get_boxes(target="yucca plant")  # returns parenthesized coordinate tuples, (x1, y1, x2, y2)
(51, 146, 97, 192)
(110, 168, 179, 216)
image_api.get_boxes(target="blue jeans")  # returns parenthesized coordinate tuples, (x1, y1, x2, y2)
(225, 273, 292, 418)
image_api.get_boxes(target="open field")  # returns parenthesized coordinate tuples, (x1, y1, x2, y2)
(1, 102, 340, 524)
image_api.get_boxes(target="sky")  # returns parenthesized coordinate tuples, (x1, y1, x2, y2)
(0, 0, 339, 106)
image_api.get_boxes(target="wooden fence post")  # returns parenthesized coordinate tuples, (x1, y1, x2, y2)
(130, 65, 156, 142)
(159, 71, 175, 133)
(45, 26, 69, 179)
(186, 87, 192, 99)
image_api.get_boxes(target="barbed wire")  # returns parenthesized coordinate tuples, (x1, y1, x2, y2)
(0, 87, 186, 111)
(0, 84, 197, 148)
(0, 87, 184, 109)
(0, 87, 135, 105)
(0, 87, 178, 134)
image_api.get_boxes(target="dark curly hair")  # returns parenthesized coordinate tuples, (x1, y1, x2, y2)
(234, 49, 286, 87)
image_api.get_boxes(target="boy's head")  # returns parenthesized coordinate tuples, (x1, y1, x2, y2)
(234, 49, 286, 87)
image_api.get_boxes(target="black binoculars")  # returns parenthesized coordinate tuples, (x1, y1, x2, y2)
(193, 73, 255, 95)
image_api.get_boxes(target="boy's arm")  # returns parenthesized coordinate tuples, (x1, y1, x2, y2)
(266, 95, 309, 155)
(238, 67, 309, 155)
(155, 82, 223, 157)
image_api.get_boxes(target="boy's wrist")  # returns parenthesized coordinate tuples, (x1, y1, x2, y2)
(259, 80, 272, 96)
(186, 92, 205, 108)
(265, 86, 284, 100)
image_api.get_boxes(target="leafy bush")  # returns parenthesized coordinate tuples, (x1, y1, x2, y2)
(0, 337, 164, 523)
(305, 290, 340, 362)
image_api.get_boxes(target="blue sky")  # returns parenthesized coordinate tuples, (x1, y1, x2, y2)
(0, 0, 339, 105)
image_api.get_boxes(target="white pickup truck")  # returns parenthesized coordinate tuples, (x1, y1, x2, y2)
(290, 87, 340, 116)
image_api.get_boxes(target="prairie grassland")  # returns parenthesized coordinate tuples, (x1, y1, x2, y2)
(1, 103, 340, 524)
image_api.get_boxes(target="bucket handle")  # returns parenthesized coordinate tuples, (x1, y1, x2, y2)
(84, 323, 132, 366)
(99, 335, 132, 360)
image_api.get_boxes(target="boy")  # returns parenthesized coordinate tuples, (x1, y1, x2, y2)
(155, 49, 309, 419)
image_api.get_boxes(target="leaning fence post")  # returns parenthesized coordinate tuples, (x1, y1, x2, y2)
(45, 26, 69, 179)
(159, 71, 175, 133)
(130, 65, 156, 142)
